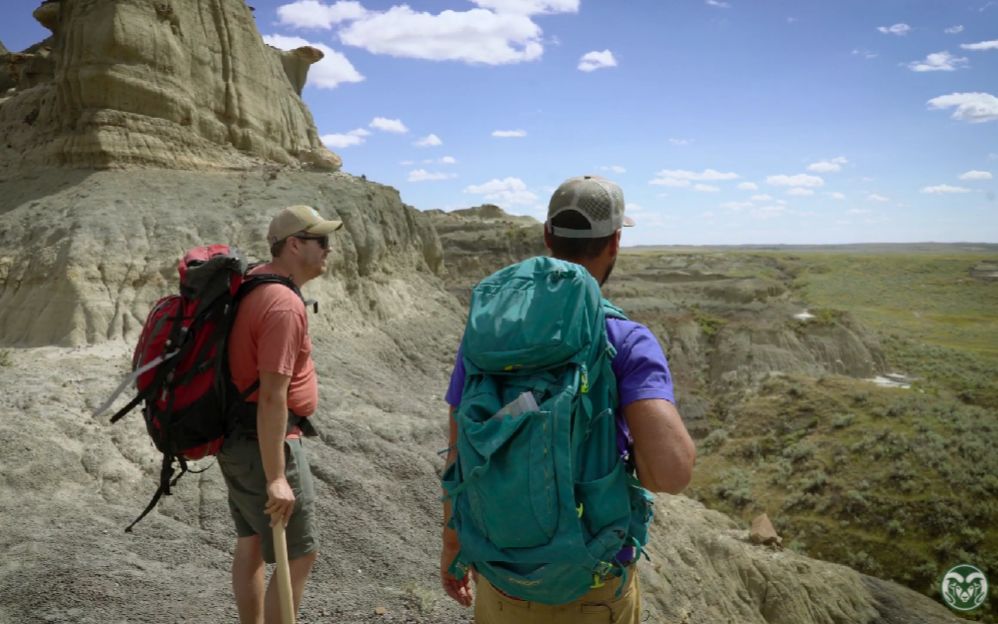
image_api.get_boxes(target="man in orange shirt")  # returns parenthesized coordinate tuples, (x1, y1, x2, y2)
(219, 204, 342, 624)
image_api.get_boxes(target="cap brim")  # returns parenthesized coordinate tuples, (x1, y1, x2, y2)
(622, 215, 636, 227)
(305, 219, 344, 235)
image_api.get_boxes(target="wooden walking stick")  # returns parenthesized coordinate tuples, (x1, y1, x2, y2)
(273, 522, 296, 624)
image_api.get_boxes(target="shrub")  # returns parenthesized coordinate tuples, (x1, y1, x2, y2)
(782, 441, 816, 464)
(802, 470, 829, 493)
(831, 413, 855, 429)
(701, 428, 728, 453)
(712, 468, 753, 508)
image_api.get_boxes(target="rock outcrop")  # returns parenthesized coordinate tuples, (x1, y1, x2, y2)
(0, 2, 966, 623)
(599, 252, 887, 431)
(0, 0, 341, 172)
(0, 169, 445, 347)
(971, 261, 998, 281)
(425, 204, 545, 302)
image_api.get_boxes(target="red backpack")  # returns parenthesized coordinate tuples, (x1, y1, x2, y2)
(95, 245, 300, 531)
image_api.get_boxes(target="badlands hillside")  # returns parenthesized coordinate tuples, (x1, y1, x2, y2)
(0, 1, 971, 622)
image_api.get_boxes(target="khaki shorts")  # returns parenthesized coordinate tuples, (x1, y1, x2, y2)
(474, 566, 640, 624)
(217, 436, 317, 564)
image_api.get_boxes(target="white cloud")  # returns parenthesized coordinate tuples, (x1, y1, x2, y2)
(908, 51, 968, 72)
(320, 128, 370, 148)
(399, 159, 414, 166)
(828, 192, 846, 200)
(652, 169, 740, 184)
(721, 201, 753, 210)
(669, 138, 693, 146)
(694, 184, 720, 193)
(470, 0, 579, 15)
(600, 165, 627, 174)
(767, 174, 825, 187)
(492, 129, 528, 138)
(751, 205, 788, 219)
(706, 0, 731, 7)
(787, 187, 815, 196)
(408, 169, 457, 182)
(961, 40, 998, 51)
(369, 117, 408, 133)
(959, 170, 992, 180)
(878, 23, 911, 36)
(415, 133, 443, 147)
(578, 50, 617, 72)
(464, 177, 538, 206)
(807, 156, 848, 173)
(867, 193, 890, 203)
(440, 156, 458, 165)
(339, 6, 544, 65)
(750, 193, 772, 201)
(848, 208, 872, 214)
(921, 184, 971, 194)
(737, 182, 758, 191)
(276, 0, 368, 29)
(263, 34, 364, 89)
(852, 48, 879, 59)
(927, 92, 998, 123)
(945, 25, 965, 34)
(650, 178, 691, 188)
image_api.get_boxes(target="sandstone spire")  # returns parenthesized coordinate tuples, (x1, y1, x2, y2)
(0, 0, 341, 172)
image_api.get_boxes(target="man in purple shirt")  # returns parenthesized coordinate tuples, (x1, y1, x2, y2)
(440, 175, 697, 623)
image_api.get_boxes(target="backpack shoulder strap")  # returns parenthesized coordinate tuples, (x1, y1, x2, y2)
(238, 273, 303, 303)
(601, 297, 628, 321)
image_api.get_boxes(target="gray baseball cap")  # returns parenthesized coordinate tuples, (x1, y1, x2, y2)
(546, 175, 635, 238)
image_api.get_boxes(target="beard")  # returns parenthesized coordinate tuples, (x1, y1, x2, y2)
(600, 256, 617, 286)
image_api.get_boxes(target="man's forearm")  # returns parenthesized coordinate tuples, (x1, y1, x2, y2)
(443, 407, 460, 545)
(257, 393, 289, 484)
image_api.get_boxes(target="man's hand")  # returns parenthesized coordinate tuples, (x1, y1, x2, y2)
(440, 541, 472, 607)
(265, 476, 296, 527)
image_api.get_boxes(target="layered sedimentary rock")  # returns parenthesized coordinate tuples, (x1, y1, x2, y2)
(0, 3, 966, 624)
(0, 169, 444, 347)
(0, 0, 340, 172)
(425, 204, 545, 302)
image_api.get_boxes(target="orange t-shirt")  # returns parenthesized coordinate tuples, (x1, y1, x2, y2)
(228, 264, 318, 424)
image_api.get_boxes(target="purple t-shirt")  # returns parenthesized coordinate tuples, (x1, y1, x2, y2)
(445, 317, 675, 409)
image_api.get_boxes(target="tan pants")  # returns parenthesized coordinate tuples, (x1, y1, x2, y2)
(474, 568, 641, 624)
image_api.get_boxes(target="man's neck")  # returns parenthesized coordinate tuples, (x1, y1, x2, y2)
(265, 257, 304, 286)
(553, 254, 606, 289)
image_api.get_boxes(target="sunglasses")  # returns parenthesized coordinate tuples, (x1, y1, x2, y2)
(292, 234, 330, 250)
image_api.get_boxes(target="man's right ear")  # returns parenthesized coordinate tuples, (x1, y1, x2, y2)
(542, 224, 554, 251)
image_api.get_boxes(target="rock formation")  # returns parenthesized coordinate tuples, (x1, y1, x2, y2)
(0, 0, 341, 172)
(0, 2, 967, 623)
(424, 204, 545, 302)
(0, 169, 446, 347)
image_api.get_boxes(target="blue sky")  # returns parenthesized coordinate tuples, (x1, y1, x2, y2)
(3, 0, 997, 245)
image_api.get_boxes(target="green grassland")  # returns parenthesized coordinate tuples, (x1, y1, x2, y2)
(671, 249, 998, 620)
(796, 252, 998, 409)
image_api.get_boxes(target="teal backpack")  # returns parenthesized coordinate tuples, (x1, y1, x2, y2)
(442, 256, 654, 604)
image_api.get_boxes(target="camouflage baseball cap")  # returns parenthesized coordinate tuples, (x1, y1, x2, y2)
(546, 175, 635, 239)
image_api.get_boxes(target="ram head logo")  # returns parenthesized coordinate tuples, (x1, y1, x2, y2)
(941, 566, 988, 611)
